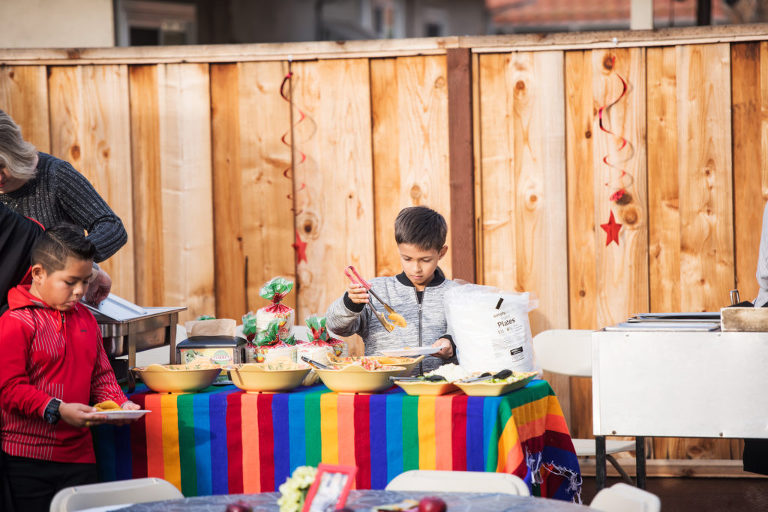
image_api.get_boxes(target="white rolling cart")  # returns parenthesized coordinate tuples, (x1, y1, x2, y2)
(592, 330, 768, 490)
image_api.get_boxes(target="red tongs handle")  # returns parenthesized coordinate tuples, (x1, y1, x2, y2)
(344, 265, 371, 290)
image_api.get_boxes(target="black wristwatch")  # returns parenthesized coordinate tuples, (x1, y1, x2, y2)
(43, 398, 62, 425)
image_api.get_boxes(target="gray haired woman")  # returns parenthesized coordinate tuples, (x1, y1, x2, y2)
(0, 110, 126, 304)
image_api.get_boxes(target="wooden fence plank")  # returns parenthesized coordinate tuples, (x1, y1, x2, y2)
(472, 52, 484, 283)
(370, 55, 451, 278)
(156, 63, 215, 321)
(0, 65, 50, 152)
(677, 44, 734, 314)
(591, 47, 648, 328)
(218, 61, 295, 320)
(370, 57, 400, 279)
(565, 50, 597, 439)
(129, 65, 165, 308)
(732, 42, 767, 305)
(566, 50, 598, 332)
(239, 61, 296, 315)
(291, 59, 375, 339)
(673, 43, 737, 460)
(647, 46, 681, 315)
(647, 44, 684, 462)
(48, 65, 135, 302)
(210, 63, 244, 320)
(478, 53, 517, 291)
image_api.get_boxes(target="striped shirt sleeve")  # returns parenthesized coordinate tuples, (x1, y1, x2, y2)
(0, 311, 53, 418)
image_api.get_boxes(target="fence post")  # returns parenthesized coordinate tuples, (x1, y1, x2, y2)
(447, 47, 476, 283)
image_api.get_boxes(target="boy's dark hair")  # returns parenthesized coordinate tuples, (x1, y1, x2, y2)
(394, 206, 447, 251)
(30, 224, 96, 272)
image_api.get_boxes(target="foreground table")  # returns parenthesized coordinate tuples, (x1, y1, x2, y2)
(114, 490, 591, 511)
(94, 380, 580, 501)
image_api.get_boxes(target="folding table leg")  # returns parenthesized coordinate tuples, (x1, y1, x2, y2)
(635, 436, 646, 489)
(595, 435, 607, 491)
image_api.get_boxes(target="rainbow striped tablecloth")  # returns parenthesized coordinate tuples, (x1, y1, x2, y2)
(93, 379, 581, 502)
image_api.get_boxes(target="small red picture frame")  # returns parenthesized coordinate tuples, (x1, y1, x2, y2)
(302, 464, 357, 512)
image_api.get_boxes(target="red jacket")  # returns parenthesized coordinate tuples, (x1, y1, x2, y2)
(0, 285, 127, 463)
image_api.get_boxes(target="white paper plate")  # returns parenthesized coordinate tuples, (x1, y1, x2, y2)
(92, 410, 151, 420)
(378, 347, 440, 357)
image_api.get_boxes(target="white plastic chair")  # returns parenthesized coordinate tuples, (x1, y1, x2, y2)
(590, 482, 661, 512)
(49, 477, 183, 512)
(533, 329, 642, 490)
(385, 469, 530, 496)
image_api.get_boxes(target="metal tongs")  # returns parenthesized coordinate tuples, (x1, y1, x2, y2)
(460, 369, 513, 383)
(301, 355, 330, 370)
(344, 265, 407, 332)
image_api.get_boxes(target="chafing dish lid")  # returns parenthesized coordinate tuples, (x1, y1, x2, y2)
(85, 294, 186, 323)
(177, 335, 247, 349)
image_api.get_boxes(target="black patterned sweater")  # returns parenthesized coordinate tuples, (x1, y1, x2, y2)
(0, 152, 127, 262)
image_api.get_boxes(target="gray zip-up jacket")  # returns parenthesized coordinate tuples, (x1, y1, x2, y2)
(325, 267, 458, 373)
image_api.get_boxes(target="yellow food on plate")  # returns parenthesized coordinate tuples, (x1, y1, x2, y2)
(94, 400, 121, 411)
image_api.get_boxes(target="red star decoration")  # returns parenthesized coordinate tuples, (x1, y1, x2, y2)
(292, 230, 308, 263)
(601, 210, 622, 246)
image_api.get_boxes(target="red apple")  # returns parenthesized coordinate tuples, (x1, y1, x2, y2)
(418, 496, 447, 512)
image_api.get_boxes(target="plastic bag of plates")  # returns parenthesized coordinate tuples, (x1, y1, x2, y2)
(445, 283, 538, 374)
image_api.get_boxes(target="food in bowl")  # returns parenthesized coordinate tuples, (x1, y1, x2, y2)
(315, 365, 406, 393)
(229, 363, 311, 393)
(329, 355, 423, 375)
(133, 364, 222, 394)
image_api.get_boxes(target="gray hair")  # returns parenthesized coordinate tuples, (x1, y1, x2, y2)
(0, 110, 38, 180)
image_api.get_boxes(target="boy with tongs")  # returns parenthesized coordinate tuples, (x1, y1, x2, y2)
(325, 206, 457, 373)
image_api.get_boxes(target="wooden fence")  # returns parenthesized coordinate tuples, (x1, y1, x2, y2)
(3, 24, 768, 464)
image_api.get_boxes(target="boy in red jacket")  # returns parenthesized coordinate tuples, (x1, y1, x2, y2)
(0, 224, 140, 512)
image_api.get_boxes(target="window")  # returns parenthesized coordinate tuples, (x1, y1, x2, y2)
(116, 0, 196, 46)
(422, 6, 448, 38)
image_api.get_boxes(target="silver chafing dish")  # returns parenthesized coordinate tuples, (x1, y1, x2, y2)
(85, 295, 186, 380)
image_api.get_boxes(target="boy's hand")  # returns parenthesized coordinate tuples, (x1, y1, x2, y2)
(106, 400, 142, 426)
(60, 402, 109, 428)
(122, 400, 141, 411)
(432, 338, 453, 360)
(346, 283, 370, 304)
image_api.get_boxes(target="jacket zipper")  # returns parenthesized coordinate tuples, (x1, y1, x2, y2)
(417, 288, 423, 374)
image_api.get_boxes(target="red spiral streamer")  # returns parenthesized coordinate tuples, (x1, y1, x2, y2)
(597, 55, 634, 203)
(279, 70, 307, 215)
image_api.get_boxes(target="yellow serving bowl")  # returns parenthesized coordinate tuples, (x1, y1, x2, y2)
(229, 363, 311, 393)
(393, 380, 458, 396)
(315, 365, 406, 394)
(454, 372, 538, 397)
(133, 364, 222, 394)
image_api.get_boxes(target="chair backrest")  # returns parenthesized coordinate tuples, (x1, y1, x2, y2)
(385, 470, 530, 496)
(532, 329, 593, 377)
(590, 483, 661, 512)
(49, 477, 184, 512)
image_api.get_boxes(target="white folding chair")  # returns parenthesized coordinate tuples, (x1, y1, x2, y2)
(49, 477, 183, 512)
(385, 469, 530, 496)
(590, 482, 661, 512)
(533, 329, 645, 490)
